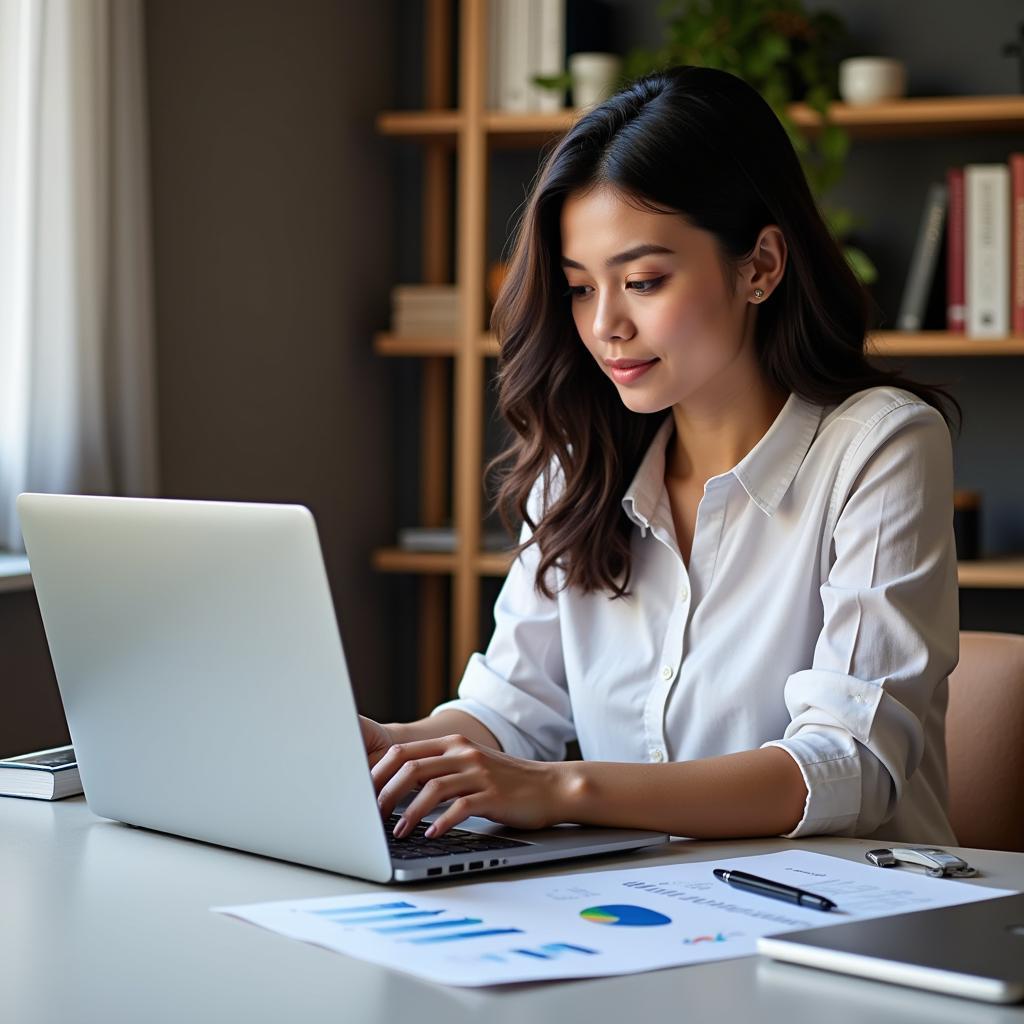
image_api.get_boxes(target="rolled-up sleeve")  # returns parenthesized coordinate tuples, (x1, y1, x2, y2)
(429, 468, 577, 762)
(760, 403, 959, 838)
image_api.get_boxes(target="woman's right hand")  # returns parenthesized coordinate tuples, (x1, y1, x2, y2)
(359, 715, 396, 769)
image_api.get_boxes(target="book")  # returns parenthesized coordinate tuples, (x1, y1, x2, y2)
(965, 163, 1011, 337)
(897, 181, 948, 331)
(500, 0, 530, 111)
(491, 0, 611, 112)
(1012, 153, 1024, 335)
(0, 744, 82, 800)
(398, 526, 514, 553)
(947, 166, 966, 332)
(529, 0, 567, 113)
(487, 0, 502, 111)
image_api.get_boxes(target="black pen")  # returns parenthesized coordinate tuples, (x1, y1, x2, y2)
(713, 868, 838, 912)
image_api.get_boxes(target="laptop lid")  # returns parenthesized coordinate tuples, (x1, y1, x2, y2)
(17, 493, 396, 881)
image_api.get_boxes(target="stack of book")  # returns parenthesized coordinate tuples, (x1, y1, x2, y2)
(896, 154, 1024, 335)
(390, 284, 459, 337)
(0, 745, 82, 800)
(488, 0, 611, 112)
(398, 526, 514, 553)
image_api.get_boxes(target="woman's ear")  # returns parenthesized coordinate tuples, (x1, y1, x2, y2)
(746, 225, 786, 302)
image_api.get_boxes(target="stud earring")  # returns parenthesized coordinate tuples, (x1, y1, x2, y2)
(753, 288, 764, 299)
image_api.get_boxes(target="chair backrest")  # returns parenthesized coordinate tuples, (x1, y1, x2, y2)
(945, 630, 1024, 853)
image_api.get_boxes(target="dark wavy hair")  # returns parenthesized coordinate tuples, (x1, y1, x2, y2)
(486, 64, 962, 601)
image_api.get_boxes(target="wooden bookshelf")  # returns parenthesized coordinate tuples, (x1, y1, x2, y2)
(376, 2, 1024, 712)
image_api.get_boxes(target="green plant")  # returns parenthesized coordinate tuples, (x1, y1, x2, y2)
(533, 0, 877, 284)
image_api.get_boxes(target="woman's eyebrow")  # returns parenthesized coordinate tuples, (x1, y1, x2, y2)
(560, 243, 675, 270)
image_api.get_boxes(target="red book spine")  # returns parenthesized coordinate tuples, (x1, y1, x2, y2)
(946, 166, 965, 333)
(1011, 153, 1024, 336)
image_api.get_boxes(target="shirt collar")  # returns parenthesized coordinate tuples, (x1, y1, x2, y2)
(621, 391, 825, 526)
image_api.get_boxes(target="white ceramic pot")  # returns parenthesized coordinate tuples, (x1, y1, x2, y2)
(838, 56, 907, 104)
(569, 52, 623, 110)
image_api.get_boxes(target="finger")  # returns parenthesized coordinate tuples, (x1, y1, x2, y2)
(422, 795, 481, 839)
(370, 738, 452, 794)
(376, 752, 470, 821)
(391, 775, 475, 838)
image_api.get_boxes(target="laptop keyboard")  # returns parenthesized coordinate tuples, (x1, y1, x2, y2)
(383, 812, 531, 860)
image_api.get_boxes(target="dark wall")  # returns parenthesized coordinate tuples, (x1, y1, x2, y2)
(0, 591, 67, 760)
(144, 0, 400, 718)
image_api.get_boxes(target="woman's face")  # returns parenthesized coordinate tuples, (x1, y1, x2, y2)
(559, 185, 776, 414)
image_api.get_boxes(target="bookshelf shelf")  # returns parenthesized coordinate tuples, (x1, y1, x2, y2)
(376, 109, 461, 141)
(372, 546, 514, 577)
(958, 558, 1024, 589)
(376, 1, 1024, 713)
(866, 332, 1024, 356)
(374, 544, 1024, 590)
(377, 95, 1024, 146)
(374, 331, 1024, 359)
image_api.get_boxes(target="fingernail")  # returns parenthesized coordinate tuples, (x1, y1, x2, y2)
(424, 825, 435, 838)
(393, 818, 405, 838)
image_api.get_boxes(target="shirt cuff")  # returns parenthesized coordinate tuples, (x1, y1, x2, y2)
(760, 729, 863, 837)
(429, 697, 543, 761)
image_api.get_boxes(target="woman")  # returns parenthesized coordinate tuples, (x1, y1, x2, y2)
(361, 65, 963, 846)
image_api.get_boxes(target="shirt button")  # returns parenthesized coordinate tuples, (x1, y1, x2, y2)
(660, 665, 673, 680)
(680, 584, 689, 602)
(650, 748, 665, 762)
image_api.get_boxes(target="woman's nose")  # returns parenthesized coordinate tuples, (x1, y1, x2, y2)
(591, 295, 634, 343)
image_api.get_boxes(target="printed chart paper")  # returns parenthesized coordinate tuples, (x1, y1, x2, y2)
(211, 849, 1017, 987)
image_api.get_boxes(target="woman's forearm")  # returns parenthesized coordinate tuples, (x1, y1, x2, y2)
(551, 745, 809, 839)
(385, 710, 502, 751)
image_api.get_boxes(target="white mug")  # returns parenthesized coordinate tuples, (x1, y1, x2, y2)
(838, 57, 907, 104)
(569, 52, 623, 110)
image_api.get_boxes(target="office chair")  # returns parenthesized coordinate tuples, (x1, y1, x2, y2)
(945, 630, 1024, 853)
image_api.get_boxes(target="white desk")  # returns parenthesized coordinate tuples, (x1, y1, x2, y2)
(3, 796, 1023, 1024)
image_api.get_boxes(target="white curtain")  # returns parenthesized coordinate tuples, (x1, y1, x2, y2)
(0, 0, 159, 551)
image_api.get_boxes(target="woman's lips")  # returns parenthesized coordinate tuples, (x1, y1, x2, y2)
(606, 358, 659, 385)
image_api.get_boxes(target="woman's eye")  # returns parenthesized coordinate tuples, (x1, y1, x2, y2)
(563, 277, 664, 300)
(628, 277, 664, 294)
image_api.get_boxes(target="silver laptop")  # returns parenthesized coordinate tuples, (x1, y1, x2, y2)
(17, 493, 668, 882)
(757, 891, 1024, 1004)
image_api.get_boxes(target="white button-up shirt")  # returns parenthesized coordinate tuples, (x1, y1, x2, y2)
(432, 386, 960, 845)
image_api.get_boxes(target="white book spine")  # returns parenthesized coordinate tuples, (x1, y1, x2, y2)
(501, 0, 530, 111)
(524, 0, 541, 111)
(965, 163, 1010, 337)
(534, 0, 566, 112)
(487, 0, 501, 110)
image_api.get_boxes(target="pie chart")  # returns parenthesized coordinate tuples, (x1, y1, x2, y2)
(579, 904, 672, 926)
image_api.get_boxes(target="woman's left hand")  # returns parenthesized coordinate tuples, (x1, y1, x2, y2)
(372, 733, 573, 838)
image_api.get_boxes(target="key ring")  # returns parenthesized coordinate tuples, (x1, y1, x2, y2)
(864, 846, 978, 878)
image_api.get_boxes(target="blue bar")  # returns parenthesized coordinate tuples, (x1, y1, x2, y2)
(324, 909, 445, 925)
(513, 948, 551, 960)
(406, 928, 525, 945)
(372, 917, 484, 935)
(311, 901, 416, 916)
(542, 942, 600, 955)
